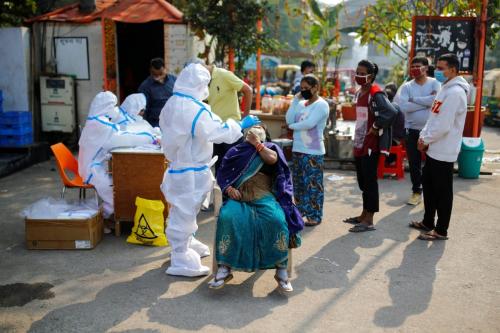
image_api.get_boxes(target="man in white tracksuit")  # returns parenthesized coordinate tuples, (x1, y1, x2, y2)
(159, 63, 260, 277)
(411, 53, 470, 241)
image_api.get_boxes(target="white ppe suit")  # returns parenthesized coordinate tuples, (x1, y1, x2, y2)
(78, 92, 120, 218)
(116, 93, 162, 143)
(159, 64, 243, 277)
(120, 93, 146, 121)
(79, 92, 159, 218)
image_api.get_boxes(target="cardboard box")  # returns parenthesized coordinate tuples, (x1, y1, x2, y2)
(25, 212, 103, 250)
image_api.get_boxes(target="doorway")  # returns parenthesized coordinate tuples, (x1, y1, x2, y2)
(116, 20, 164, 102)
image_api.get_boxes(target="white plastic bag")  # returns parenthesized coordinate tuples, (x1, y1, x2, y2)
(21, 197, 98, 220)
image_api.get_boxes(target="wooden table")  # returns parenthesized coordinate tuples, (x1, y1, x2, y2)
(110, 148, 168, 236)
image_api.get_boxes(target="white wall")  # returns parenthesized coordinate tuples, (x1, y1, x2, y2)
(0, 27, 31, 111)
(163, 23, 212, 74)
(42, 21, 104, 126)
(164, 24, 188, 75)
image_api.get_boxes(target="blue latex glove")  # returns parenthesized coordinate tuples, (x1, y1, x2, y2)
(240, 115, 261, 130)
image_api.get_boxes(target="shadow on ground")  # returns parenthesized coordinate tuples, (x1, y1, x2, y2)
(147, 270, 289, 330)
(373, 239, 445, 327)
(289, 202, 445, 331)
(28, 267, 170, 333)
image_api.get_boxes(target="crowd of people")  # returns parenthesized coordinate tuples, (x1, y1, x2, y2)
(78, 53, 469, 292)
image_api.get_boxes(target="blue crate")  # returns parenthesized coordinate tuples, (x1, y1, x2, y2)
(0, 122, 32, 135)
(0, 133, 33, 147)
(0, 111, 32, 125)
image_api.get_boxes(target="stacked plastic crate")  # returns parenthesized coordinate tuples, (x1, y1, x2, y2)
(0, 91, 33, 147)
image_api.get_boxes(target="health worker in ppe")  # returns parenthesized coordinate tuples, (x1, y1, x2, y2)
(79, 92, 160, 221)
(159, 63, 261, 277)
(78, 91, 121, 219)
(117, 93, 162, 139)
(117, 93, 146, 126)
(103, 92, 160, 149)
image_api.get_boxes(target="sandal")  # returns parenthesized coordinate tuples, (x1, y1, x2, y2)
(274, 274, 293, 292)
(305, 219, 320, 227)
(208, 269, 233, 289)
(418, 232, 448, 241)
(343, 217, 360, 225)
(409, 221, 431, 231)
(349, 224, 376, 233)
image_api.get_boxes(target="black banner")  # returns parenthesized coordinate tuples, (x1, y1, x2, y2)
(412, 16, 476, 74)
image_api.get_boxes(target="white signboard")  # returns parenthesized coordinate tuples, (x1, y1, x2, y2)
(54, 37, 90, 80)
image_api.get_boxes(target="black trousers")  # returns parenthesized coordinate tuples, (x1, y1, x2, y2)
(406, 128, 423, 194)
(422, 155, 454, 236)
(213, 137, 244, 176)
(355, 153, 380, 213)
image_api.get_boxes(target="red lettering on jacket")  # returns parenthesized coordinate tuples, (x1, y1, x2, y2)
(431, 100, 442, 114)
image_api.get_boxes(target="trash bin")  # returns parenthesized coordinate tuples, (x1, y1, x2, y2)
(457, 137, 484, 179)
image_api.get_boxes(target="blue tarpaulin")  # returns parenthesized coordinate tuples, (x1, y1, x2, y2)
(243, 55, 281, 70)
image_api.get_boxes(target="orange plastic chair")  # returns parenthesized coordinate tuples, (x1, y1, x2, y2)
(50, 143, 96, 200)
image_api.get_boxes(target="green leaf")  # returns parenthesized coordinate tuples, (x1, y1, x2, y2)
(327, 4, 342, 28)
(310, 23, 323, 47)
(308, 0, 325, 22)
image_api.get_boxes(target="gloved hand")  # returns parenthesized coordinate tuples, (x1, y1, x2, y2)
(240, 115, 261, 130)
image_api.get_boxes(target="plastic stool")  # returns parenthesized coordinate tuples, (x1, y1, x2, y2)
(378, 145, 405, 180)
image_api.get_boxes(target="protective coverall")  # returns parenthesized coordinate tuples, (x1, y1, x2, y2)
(119, 93, 146, 123)
(79, 92, 158, 218)
(118, 93, 161, 139)
(159, 64, 243, 277)
(78, 92, 120, 218)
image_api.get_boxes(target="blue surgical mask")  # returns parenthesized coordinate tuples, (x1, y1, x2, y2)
(434, 70, 447, 83)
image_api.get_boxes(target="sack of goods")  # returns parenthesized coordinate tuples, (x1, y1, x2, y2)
(127, 197, 168, 247)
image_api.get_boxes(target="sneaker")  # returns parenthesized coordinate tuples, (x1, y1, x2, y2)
(407, 192, 422, 206)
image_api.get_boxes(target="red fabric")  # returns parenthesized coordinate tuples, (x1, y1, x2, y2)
(369, 84, 382, 96)
(353, 84, 381, 157)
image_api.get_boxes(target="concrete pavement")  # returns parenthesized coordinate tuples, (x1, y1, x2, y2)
(1, 127, 499, 332)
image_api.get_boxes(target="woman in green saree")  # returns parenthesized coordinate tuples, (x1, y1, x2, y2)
(208, 125, 304, 292)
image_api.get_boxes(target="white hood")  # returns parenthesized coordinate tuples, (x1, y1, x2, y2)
(121, 93, 146, 117)
(442, 76, 470, 96)
(88, 91, 118, 119)
(173, 63, 210, 101)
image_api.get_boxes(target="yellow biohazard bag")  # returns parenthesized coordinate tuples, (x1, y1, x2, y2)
(127, 197, 168, 247)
